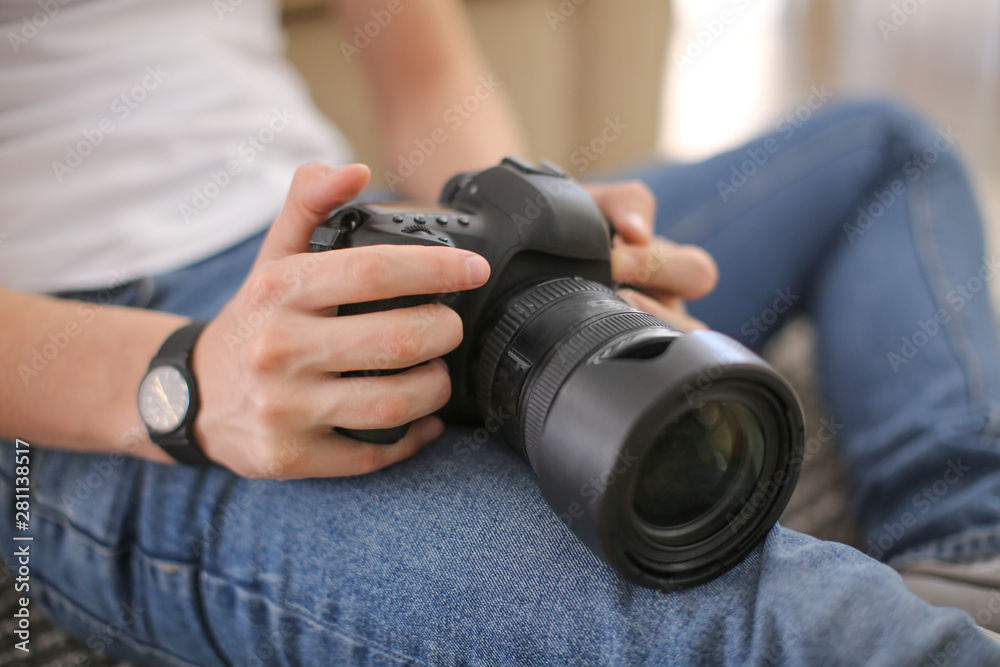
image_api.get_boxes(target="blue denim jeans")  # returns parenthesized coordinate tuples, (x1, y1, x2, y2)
(3, 101, 1000, 665)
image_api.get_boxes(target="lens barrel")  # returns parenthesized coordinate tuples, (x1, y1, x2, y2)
(476, 277, 804, 590)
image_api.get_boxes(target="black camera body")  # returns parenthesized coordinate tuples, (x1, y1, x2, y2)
(310, 157, 805, 590)
(311, 157, 613, 424)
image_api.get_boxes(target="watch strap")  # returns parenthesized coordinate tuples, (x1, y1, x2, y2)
(146, 322, 213, 466)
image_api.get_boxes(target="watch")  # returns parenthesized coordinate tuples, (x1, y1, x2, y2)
(137, 322, 213, 465)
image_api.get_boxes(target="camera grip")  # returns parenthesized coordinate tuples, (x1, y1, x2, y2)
(335, 293, 439, 445)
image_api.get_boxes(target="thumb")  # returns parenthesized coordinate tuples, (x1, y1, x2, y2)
(253, 162, 371, 269)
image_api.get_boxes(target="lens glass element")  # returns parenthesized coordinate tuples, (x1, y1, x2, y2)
(632, 401, 765, 528)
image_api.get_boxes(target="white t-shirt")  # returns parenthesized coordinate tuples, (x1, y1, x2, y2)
(0, 0, 352, 293)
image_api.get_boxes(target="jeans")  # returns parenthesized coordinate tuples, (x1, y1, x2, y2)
(3, 101, 1000, 665)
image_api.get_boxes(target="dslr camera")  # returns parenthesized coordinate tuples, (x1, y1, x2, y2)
(309, 157, 804, 590)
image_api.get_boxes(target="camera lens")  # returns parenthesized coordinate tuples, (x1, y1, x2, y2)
(475, 276, 804, 590)
(632, 401, 765, 529)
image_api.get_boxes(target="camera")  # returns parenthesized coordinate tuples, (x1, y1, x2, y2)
(309, 157, 805, 590)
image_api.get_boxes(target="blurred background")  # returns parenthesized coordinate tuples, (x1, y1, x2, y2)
(283, 0, 999, 268)
(661, 0, 1000, 278)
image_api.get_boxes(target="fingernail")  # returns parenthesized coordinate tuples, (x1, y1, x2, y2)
(465, 255, 491, 285)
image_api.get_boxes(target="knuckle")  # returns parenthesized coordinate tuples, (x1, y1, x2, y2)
(373, 391, 412, 427)
(242, 328, 292, 374)
(245, 264, 283, 308)
(245, 387, 287, 430)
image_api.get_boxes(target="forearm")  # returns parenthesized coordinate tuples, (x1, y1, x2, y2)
(379, 67, 525, 200)
(330, 0, 526, 200)
(0, 287, 180, 461)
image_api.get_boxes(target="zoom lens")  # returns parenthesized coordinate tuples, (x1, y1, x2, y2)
(475, 276, 804, 590)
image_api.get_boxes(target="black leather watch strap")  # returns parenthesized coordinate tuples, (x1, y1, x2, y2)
(144, 322, 213, 466)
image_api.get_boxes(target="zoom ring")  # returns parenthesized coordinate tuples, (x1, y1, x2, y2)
(474, 277, 616, 417)
(521, 309, 666, 468)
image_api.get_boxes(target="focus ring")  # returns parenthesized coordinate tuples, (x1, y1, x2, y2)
(521, 309, 665, 468)
(474, 277, 615, 416)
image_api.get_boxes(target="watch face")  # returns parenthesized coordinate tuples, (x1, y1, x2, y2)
(139, 365, 190, 434)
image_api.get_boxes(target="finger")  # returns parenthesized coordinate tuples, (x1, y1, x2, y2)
(313, 304, 463, 372)
(586, 181, 656, 245)
(612, 238, 718, 299)
(271, 416, 445, 480)
(291, 244, 490, 310)
(253, 163, 371, 269)
(619, 288, 708, 332)
(321, 358, 452, 430)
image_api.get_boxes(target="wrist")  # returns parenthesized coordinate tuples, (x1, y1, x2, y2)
(137, 321, 213, 465)
(102, 310, 190, 463)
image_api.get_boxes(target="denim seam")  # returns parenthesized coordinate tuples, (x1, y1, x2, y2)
(25, 499, 432, 667)
(198, 568, 433, 667)
(890, 525, 1000, 569)
(25, 490, 124, 555)
(908, 168, 988, 415)
(27, 572, 207, 667)
(24, 506, 233, 666)
(6, 470, 427, 665)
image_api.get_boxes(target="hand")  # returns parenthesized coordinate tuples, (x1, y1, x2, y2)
(585, 181, 718, 331)
(192, 163, 491, 479)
